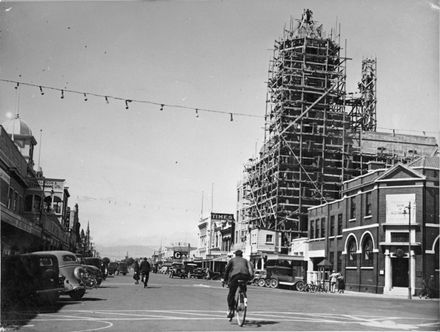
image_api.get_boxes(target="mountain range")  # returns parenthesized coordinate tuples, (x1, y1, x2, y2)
(95, 244, 158, 261)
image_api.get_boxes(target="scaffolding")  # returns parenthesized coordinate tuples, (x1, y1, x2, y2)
(241, 10, 438, 251)
(347, 58, 377, 132)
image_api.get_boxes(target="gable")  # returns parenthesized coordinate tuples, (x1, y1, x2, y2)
(376, 164, 425, 182)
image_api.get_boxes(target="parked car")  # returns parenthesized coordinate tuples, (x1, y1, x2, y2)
(188, 267, 206, 279)
(252, 269, 267, 286)
(184, 261, 201, 277)
(1, 253, 65, 306)
(84, 257, 107, 280)
(32, 250, 93, 300)
(168, 263, 186, 278)
(108, 262, 118, 275)
(263, 258, 306, 290)
(82, 257, 105, 285)
(117, 261, 128, 275)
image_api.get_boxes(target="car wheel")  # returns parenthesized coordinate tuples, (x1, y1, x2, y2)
(269, 278, 279, 288)
(295, 281, 305, 291)
(257, 279, 266, 287)
(69, 288, 86, 301)
(122, 273, 126, 276)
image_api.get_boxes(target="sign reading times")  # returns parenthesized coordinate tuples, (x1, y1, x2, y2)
(211, 213, 234, 221)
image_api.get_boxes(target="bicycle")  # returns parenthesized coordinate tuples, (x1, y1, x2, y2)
(231, 279, 248, 326)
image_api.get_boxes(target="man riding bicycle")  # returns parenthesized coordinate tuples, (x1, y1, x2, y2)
(222, 250, 254, 319)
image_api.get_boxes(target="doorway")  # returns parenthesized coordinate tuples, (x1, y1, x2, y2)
(392, 257, 408, 287)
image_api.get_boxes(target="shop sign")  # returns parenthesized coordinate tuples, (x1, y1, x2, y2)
(173, 251, 188, 259)
(211, 213, 234, 221)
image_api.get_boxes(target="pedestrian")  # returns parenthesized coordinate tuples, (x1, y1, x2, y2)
(329, 270, 341, 293)
(337, 274, 345, 293)
(427, 275, 436, 299)
(139, 257, 151, 288)
(133, 259, 140, 285)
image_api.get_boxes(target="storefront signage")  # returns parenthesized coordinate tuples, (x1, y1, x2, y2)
(211, 213, 234, 221)
(173, 251, 188, 259)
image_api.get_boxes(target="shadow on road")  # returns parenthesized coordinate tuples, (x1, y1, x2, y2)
(244, 320, 278, 328)
(1, 294, 106, 329)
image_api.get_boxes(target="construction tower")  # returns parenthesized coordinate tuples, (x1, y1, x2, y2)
(244, 9, 348, 249)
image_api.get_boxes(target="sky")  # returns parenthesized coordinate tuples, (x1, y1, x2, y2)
(1, 0, 439, 251)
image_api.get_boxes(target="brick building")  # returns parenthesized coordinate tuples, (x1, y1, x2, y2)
(308, 157, 439, 296)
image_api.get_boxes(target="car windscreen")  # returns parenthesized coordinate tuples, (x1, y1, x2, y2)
(63, 254, 77, 262)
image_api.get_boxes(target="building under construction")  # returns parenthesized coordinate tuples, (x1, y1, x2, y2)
(240, 9, 438, 252)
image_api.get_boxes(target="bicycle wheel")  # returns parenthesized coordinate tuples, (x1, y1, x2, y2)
(235, 291, 247, 327)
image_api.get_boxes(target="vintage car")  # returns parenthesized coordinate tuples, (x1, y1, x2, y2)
(168, 263, 186, 278)
(32, 250, 94, 300)
(1, 253, 65, 306)
(252, 269, 268, 286)
(263, 258, 306, 290)
(117, 261, 128, 275)
(188, 267, 206, 279)
(107, 262, 118, 275)
(78, 256, 104, 285)
(84, 257, 107, 280)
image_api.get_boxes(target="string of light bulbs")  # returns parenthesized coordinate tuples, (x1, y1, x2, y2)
(0, 78, 264, 121)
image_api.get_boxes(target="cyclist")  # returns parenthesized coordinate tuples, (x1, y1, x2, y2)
(222, 249, 254, 319)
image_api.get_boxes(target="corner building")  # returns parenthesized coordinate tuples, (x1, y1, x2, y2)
(308, 157, 439, 296)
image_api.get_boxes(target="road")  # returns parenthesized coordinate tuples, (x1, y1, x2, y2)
(2, 272, 439, 331)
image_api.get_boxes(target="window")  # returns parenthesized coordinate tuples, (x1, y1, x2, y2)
(320, 218, 325, 238)
(362, 236, 373, 266)
(266, 234, 273, 243)
(8, 188, 13, 209)
(350, 197, 356, 219)
(315, 220, 320, 238)
(13, 191, 18, 211)
(365, 192, 372, 216)
(337, 214, 343, 235)
(0, 179, 8, 206)
(347, 237, 357, 267)
(330, 215, 335, 236)
(310, 221, 314, 239)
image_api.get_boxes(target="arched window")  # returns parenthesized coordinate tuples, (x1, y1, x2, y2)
(362, 235, 373, 266)
(346, 237, 357, 267)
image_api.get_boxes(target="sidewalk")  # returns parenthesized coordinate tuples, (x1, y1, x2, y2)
(333, 289, 440, 301)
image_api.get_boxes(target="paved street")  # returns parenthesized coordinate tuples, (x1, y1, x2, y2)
(2, 273, 439, 331)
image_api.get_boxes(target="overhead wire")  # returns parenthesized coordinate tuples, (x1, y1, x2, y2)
(0, 78, 264, 120)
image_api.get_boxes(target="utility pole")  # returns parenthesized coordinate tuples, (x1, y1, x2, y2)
(408, 201, 412, 300)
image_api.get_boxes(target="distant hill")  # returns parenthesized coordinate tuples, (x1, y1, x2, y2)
(96, 245, 157, 261)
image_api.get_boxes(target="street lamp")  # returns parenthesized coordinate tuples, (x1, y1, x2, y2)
(404, 201, 412, 300)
